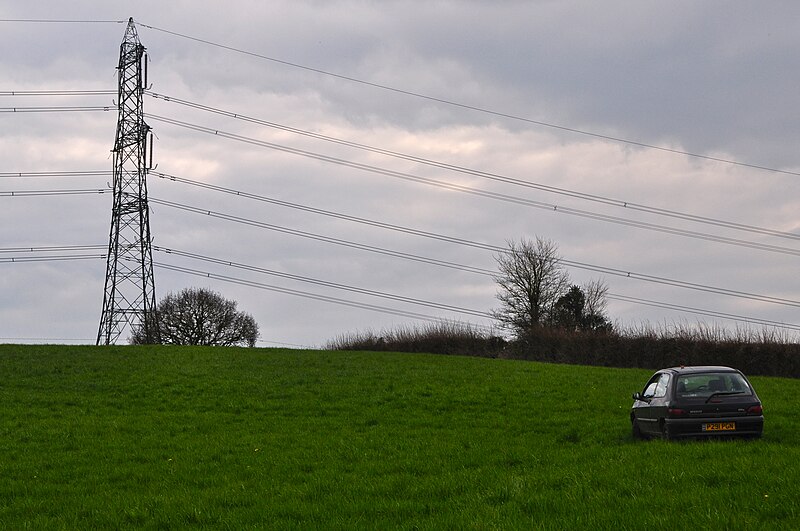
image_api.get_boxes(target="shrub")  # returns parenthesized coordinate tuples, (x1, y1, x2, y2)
(327, 321, 800, 378)
(325, 321, 505, 357)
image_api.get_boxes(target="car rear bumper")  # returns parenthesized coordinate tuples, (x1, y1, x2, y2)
(664, 415, 764, 438)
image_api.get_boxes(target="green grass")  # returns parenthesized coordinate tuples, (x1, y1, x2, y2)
(1, 345, 799, 529)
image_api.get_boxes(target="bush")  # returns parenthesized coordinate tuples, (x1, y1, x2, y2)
(326, 321, 505, 358)
(501, 323, 800, 378)
(326, 321, 800, 378)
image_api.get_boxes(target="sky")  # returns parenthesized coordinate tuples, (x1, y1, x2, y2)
(2, 1, 799, 348)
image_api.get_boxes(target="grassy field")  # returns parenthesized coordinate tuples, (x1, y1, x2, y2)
(1, 345, 798, 529)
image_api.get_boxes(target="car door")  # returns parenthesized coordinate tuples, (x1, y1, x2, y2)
(633, 373, 662, 435)
(647, 373, 672, 432)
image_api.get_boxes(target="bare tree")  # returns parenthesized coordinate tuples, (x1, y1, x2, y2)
(583, 279, 610, 318)
(492, 237, 570, 337)
(131, 287, 259, 347)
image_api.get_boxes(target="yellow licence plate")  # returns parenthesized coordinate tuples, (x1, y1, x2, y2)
(703, 422, 736, 432)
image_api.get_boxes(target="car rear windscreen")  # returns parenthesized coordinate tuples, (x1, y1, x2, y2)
(675, 372, 752, 398)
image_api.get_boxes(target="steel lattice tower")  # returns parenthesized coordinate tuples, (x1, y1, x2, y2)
(97, 18, 158, 345)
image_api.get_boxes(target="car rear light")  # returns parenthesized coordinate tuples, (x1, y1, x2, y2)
(747, 405, 763, 415)
(668, 408, 688, 417)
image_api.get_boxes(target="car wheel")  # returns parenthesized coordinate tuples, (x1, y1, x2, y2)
(660, 421, 673, 441)
(631, 417, 645, 440)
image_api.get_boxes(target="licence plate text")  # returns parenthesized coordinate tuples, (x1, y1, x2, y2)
(702, 422, 736, 432)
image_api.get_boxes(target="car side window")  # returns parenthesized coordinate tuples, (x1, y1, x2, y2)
(642, 375, 660, 398)
(654, 374, 670, 398)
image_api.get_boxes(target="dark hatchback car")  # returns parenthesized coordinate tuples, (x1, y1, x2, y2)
(631, 366, 764, 440)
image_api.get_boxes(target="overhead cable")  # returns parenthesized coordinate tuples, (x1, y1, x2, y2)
(150, 171, 502, 254)
(136, 22, 799, 178)
(148, 193, 800, 309)
(0, 171, 112, 178)
(149, 196, 489, 274)
(1, 90, 115, 96)
(147, 92, 800, 243)
(0, 244, 106, 253)
(0, 19, 125, 24)
(0, 337, 96, 342)
(153, 261, 495, 331)
(154, 246, 492, 319)
(147, 115, 800, 258)
(152, 246, 799, 332)
(1, 106, 115, 113)
(0, 188, 108, 196)
(0, 253, 105, 263)
(607, 295, 800, 333)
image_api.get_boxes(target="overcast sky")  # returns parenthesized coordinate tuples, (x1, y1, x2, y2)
(2, 1, 799, 347)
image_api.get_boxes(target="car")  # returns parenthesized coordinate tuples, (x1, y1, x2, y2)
(631, 366, 764, 440)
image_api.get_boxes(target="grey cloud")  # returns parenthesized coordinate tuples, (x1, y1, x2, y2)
(2, 1, 799, 346)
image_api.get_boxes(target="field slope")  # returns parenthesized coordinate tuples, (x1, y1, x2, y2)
(1, 345, 798, 528)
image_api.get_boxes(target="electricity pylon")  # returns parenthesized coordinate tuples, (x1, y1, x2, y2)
(97, 18, 158, 345)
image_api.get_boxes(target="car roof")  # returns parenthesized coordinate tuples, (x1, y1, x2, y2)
(662, 366, 741, 375)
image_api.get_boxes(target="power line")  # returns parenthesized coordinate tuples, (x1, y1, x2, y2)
(0, 171, 112, 178)
(2, 242, 794, 333)
(148, 192, 800, 310)
(0, 19, 125, 24)
(3, 235, 793, 333)
(0, 245, 105, 253)
(148, 91, 800, 243)
(0, 188, 108, 196)
(150, 171, 503, 255)
(559, 259, 800, 310)
(607, 295, 800, 333)
(147, 115, 800, 258)
(153, 261, 496, 331)
(0, 337, 97, 343)
(153, 246, 492, 319)
(149, 195, 488, 273)
(151, 247, 800, 333)
(0, 253, 105, 263)
(136, 21, 799, 179)
(1, 106, 115, 113)
(0, 90, 115, 96)
(5, 20, 790, 338)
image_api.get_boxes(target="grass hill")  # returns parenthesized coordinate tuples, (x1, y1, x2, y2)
(1, 344, 798, 528)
